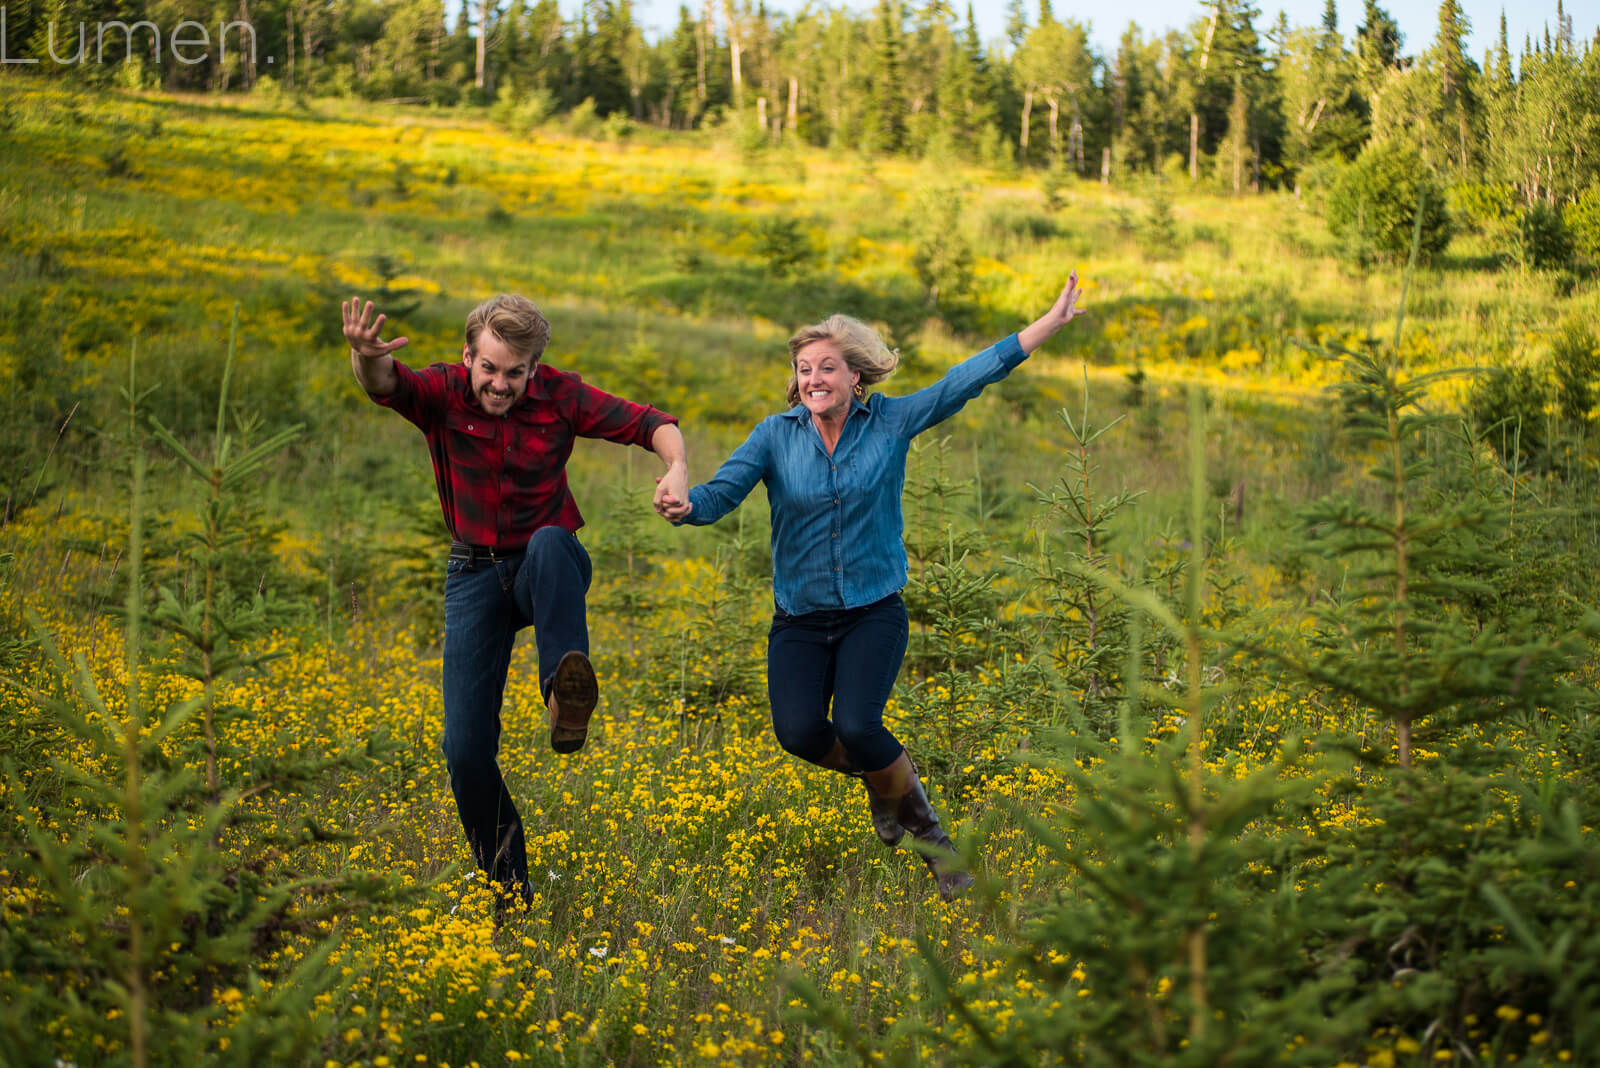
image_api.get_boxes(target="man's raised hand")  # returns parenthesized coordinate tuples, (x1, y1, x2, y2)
(342, 297, 410, 359)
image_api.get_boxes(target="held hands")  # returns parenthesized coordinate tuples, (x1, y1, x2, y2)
(1017, 270, 1088, 356)
(654, 465, 692, 522)
(342, 297, 409, 359)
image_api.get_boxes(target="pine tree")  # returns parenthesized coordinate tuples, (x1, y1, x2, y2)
(1431, 0, 1479, 173)
(929, 4, 994, 157)
(661, 4, 703, 127)
(1209, 0, 1274, 192)
(1480, 11, 1518, 187)
(1108, 24, 1140, 164)
(866, 0, 907, 153)
(0, 314, 405, 1066)
(1354, 0, 1402, 103)
(574, 0, 632, 114)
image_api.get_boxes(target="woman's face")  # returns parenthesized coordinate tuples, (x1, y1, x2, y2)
(794, 339, 860, 423)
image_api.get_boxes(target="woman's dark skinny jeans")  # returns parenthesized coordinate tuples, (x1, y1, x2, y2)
(441, 526, 592, 896)
(767, 592, 908, 774)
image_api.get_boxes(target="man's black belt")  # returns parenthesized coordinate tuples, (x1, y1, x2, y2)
(449, 541, 523, 565)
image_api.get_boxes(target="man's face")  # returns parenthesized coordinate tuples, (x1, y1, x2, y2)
(463, 331, 535, 416)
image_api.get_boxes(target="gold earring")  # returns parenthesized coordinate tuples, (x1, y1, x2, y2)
(853, 382, 864, 397)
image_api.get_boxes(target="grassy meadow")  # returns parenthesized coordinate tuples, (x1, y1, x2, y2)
(3, 78, 1600, 1067)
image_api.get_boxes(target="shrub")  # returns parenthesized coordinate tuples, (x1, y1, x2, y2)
(975, 122, 1017, 176)
(910, 184, 975, 311)
(1041, 161, 1071, 211)
(1470, 365, 1550, 472)
(565, 98, 601, 139)
(1448, 179, 1516, 234)
(1563, 183, 1600, 263)
(1324, 141, 1453, 262)
(755, 216, 810, 278)
(980, 202, 1057, 242)
(490, 86, 555, 136)
(1143, 188, 1178, 251)
(601, 110, 636, 141)
(1511, 202, 1574, 271)
(1550, 318, 1600, 426)
(1295, 155, 1347, 217)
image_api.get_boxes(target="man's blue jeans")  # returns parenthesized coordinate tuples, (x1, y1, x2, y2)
(441, 526, 593, 894)
(766, 592, 908, 773)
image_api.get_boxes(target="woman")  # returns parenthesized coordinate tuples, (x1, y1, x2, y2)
(659, 272, 1087, 900)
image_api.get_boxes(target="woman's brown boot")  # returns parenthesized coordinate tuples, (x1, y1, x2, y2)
(817, 740, 904, 846)
(863, 751, 975, 900)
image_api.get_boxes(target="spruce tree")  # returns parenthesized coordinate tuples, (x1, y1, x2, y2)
(867, 0, 907, 153)
(0, 314, 405, 1066)
(1354, 0, 1402, 102)
(1431, 0, 1479, 173)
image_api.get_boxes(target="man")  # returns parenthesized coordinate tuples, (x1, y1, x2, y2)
(342, 293, 688, 906)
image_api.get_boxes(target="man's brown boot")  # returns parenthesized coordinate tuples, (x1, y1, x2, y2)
(547, 650, 598, 754)
(818, 739, 903, 846)
(863, 750, 975, 900)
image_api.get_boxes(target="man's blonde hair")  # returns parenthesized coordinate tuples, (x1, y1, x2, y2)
(465, 294, 551, 364)
(785, 315, 900, 407)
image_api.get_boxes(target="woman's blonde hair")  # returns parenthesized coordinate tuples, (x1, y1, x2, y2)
(785, 314, 900, 407)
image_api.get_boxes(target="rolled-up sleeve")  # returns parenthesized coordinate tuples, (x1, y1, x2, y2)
(569, 378, 679, 449)
(885, 333, 1027, 438)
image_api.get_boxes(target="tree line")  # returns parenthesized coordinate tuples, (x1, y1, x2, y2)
(6, 0, 1599, 205)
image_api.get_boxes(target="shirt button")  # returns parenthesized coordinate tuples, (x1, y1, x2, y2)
(467, 424, 474, 430)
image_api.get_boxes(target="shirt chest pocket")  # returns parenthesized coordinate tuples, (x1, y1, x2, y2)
(836, 437, 903, 498)
(505, 415, 572, 473)
(444, 413, 499, 471)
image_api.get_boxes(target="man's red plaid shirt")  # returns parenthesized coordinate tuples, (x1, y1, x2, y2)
(374, 360, 679, 550)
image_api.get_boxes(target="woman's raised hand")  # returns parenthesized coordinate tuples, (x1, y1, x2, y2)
(1018, 270, 1087, 355)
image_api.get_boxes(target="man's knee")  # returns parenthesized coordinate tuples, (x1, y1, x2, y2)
(441, 719, 497, 771)
(525, 524, 579, 562)
(522, 526, 591, 587)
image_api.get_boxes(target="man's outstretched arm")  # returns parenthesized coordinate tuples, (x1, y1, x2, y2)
(342, 297, 408, 397)
(650, 423, 690, 519)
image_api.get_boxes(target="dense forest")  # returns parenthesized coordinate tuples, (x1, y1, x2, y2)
(5, 0, 1598, 206)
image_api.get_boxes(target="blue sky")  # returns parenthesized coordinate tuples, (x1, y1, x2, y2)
(602, 0, 1591, 66)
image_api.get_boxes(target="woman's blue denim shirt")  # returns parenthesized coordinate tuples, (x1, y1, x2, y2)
(681, 333, 1028, 616)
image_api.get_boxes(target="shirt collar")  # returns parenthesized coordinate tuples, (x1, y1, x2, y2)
(780, 396, 873, 422)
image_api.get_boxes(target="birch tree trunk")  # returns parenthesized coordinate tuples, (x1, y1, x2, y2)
(1189, 3, 1218, 181)
(723, 0, 743, 109)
